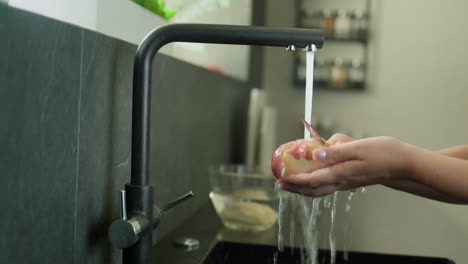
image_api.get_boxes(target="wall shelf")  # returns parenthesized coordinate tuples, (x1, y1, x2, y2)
(294, 0, 371, 91)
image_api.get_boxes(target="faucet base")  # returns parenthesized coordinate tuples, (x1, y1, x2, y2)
(123, 184, 154, 264)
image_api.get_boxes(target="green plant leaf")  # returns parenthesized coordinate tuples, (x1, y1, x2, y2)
(131, 0, 176, 20)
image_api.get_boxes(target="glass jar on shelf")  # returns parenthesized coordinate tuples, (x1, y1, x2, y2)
(320, 9, 335, 38)
(329, 58, 348, 89)
(334, 9, 351, 39)
(349, 59, 365, 88)
(301, 8, 321, 28)
(351, 9, 368, 40)
(314, 58, 329, 87)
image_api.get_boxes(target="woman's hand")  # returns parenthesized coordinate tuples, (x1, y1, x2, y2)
(278, 132, 468, 204)
(279, 134, 409, 197)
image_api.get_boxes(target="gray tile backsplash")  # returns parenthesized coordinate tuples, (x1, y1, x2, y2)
(0, 4, 250, 264)
(0, 5, 81, 264)
(150, 49, 249, 242)
(74, 30, 135, 264)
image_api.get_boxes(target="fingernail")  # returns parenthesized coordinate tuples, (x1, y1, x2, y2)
(315, 149, 327, 161)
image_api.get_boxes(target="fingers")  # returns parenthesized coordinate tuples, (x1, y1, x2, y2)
(313, 140, 364, 163)
(283, 168, 338, 187)
(279, 160, 367, 197)
(279, 181, 340, 197)
(288, 160, 365, 186)
(301, 184, 340, 197)
(326, 133, 354, 145)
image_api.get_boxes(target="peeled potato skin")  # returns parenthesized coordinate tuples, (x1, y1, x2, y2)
(271, 139, 326, 180)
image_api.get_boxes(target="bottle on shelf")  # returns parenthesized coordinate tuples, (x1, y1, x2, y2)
(351, 9, 368, 40)
(349, 59, 365, 88)
(302, 8, 321, 28)
(314, 58, 329, 87)
(329, 58, 348, 89)
(334, 9, 351, 39)
(320, 9, 335, 38)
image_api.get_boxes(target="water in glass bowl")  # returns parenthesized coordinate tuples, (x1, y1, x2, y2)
(209, 165, 279, 232)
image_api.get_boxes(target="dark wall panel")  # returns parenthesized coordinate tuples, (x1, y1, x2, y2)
(0, 4, 250, 264)
(0, 5, 81, 264)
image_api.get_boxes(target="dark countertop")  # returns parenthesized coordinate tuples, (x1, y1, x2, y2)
(153, 202, 280, 263)
(152, 203, 456, 264)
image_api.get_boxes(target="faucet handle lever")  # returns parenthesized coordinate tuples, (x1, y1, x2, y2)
(152, 191, 194, 230)
(160, 191, 194, 214)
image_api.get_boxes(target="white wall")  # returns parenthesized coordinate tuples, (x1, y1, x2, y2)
(316, 2, 468, 262)
(263, 0, 468, 263)
(9, 0, 97, 29)
(95, 0, 252, 80)
(95, 0, 165, 45)
(9, 0, 252, 80)
(165, 0, 252, 81)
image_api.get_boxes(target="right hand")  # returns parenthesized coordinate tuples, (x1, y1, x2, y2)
(279, 134, 408, 197)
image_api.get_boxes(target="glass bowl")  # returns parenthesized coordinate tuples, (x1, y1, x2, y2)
(209, 164, 279, 232)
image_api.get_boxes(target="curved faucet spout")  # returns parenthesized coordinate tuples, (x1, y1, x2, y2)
(119, 23, 323, 264)
(131, 23, 324, 186)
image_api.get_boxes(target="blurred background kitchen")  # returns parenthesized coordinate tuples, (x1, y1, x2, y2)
(2, 0, 468, 263)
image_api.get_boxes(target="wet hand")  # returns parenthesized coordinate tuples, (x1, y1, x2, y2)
(279, 135, 408, 197)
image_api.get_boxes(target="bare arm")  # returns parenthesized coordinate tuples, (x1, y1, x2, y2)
(383, 179, 465, 204)
(438, 145, 468, 160)
(401, 143, 468, 203)
(279, 135, 468, 204)
(383, 145, 468, 204)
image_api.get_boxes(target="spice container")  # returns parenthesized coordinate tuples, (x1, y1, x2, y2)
(352, 9, 368, 40)
(320, 9, 335, 38)
(314, 58, 329, 87)
(334, 9, 351, 39)
(329, 58, 348, 89)
(349, 59, 365, 88)
(302, 9, 321, 28)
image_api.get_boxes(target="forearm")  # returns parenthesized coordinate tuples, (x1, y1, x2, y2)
(384, 144, 468, 203)
(402, 143, 468, 204)
(437, 145, 468, 160)
(383, 180, 465, 204)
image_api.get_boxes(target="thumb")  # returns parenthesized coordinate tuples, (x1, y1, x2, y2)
(313, 142, 361, 163)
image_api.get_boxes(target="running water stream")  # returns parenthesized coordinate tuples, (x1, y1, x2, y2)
(277, 46, 324, 264)
(277, 47, 361, 264)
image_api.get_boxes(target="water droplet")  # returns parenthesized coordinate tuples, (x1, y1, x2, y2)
(324, 195, 331, 208)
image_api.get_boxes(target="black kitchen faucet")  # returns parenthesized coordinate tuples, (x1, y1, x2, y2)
(108, 23, 323, 264)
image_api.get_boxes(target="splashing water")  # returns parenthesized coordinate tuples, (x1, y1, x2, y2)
(343, 191, 355, 261)
(342, 187, 365, 261)
(277, 46, 364, 264)
(276, 47, 323, 264)
(276, 181, 286, 252)
(324, 195, 332, 208)
(329, 193, 338, 264)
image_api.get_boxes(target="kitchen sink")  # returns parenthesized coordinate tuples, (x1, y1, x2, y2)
(153, 203, 455, 264)
(202, 241, 455, 264)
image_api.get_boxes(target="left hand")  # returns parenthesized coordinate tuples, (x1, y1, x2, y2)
(279, 135, 408, 197)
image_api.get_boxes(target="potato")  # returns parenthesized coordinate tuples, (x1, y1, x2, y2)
(271, 138, 326, 179)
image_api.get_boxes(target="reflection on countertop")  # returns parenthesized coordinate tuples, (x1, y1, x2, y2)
(153, 202, 455, 264)
(153, 202, 280, 264)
